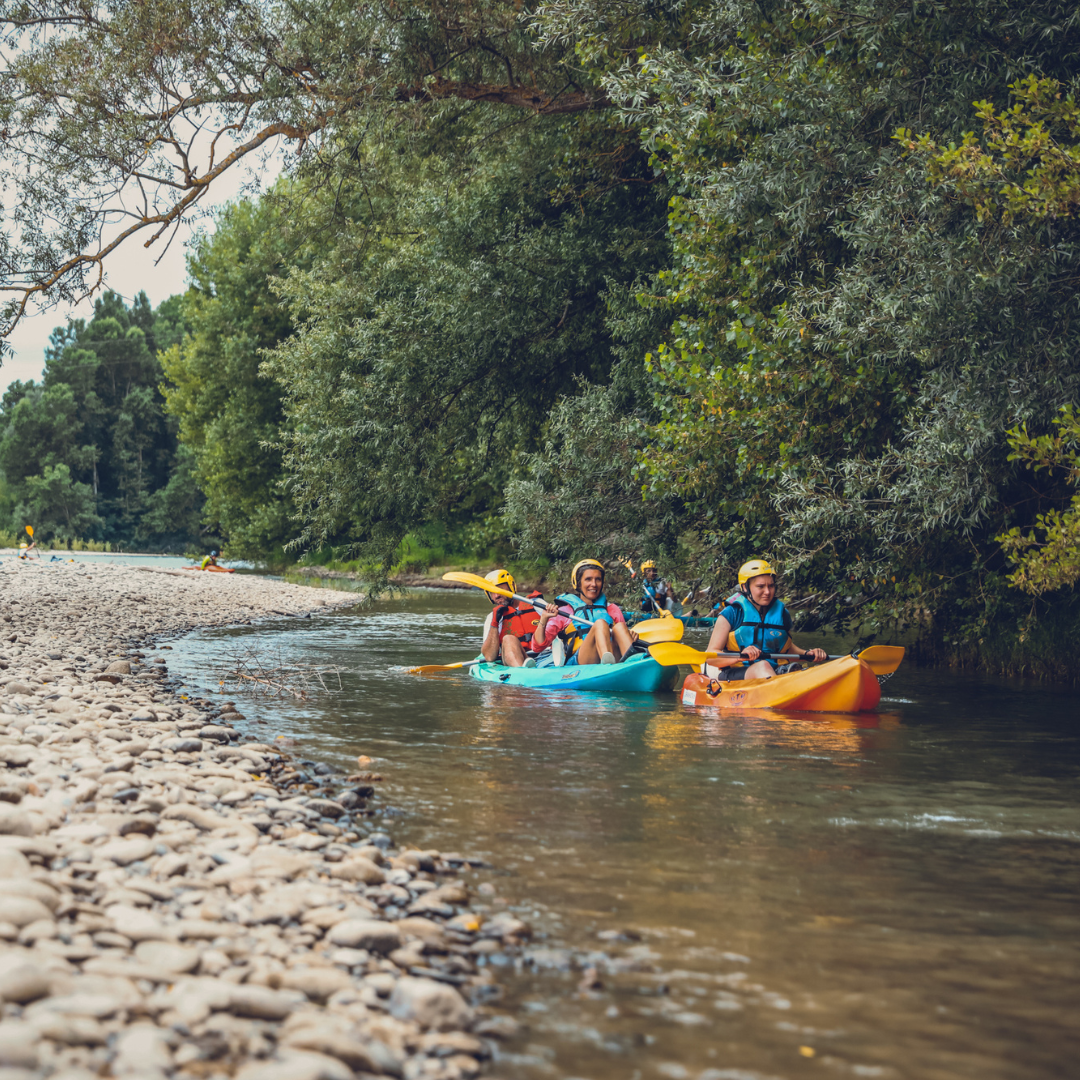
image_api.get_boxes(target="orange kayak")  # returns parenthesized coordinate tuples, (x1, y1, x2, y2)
(680, 653, 886, 712)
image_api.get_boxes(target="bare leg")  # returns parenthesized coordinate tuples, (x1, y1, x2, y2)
(612, 622, 635, 659)
(744, 660, 777, 680)
(500, 635, 528, 667)
(575, 622, 614, 665)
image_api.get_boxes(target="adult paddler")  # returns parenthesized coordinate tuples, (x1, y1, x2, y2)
(480, 569, 543, 668)
(533, 559, 639, 666)
(200, 549, 219, 570)
(703, 559, 827, 680)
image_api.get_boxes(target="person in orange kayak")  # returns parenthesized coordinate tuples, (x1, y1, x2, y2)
(200, 550, 219, 570)
(532, 559, 639, 666)
(703, 559, 827, 680)
(480, 569, 544, 668)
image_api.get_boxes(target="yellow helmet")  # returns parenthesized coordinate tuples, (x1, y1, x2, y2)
(738, 559, 776, 585)
(484, 569, 516, 595)
(641, 560, 657, 571)
(570, 558, 605, 591)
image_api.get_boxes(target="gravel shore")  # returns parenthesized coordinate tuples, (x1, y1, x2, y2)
(0, 561, 523, 1080)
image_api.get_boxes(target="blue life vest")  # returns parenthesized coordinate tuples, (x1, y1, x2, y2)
(729, 593, 789, 657)
(555, 592, 614, 653)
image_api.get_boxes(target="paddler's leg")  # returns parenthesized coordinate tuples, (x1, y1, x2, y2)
(611, 622, 635, 660)
(575, 621, 615, 665)
(499, 635, 529, 668)
(744, 659, 777, 679)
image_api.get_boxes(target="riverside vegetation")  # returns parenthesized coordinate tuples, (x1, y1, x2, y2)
(0, 0, 1078, 675)
(0, 563, 540, 1080)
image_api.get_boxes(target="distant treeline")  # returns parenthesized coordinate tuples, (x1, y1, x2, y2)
(1, 0, 1078, 675)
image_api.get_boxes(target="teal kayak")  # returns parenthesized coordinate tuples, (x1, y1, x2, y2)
(469, 651, 675, 693)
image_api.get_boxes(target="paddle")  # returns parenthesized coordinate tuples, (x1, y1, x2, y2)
(407, 659, 484, 674)
(441, 571, 683, 643)
(648, 642, 905, 676)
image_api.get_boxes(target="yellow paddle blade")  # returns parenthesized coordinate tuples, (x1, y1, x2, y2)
(857, 645, 905, 676)
(634, 617, 684, 644)
(407, 662, 467, 674)
(442, 570, 515, 599)
(25, 525, 33, 538)
(648, 642, 714, 666)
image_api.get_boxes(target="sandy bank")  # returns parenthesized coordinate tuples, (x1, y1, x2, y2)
(0, 562, 523, 1080)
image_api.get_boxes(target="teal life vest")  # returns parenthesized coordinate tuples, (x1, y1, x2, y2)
(555, 592, 614, 654)
(730, 593, 789, 657)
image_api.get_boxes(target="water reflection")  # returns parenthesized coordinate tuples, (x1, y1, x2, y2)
(166, 591, 1080, 1080)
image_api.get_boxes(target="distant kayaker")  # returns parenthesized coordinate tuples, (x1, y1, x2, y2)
(703, 559, 827, 680)
(640, 560, 676, 613)
(200, 550, 219, 570)
(533, 559, 639, 666)
(480, 569, 543, 668)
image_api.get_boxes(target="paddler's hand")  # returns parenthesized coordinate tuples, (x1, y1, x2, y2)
(628, 628, 639, 643)
(741, 645, 762, 661)
(538, 602, 559, 622)
(802, 647, 827, 663)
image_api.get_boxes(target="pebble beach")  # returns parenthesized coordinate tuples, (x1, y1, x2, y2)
(0, 561, 524, 1080)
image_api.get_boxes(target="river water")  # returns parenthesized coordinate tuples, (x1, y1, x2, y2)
(167, 589, 1080, 1080)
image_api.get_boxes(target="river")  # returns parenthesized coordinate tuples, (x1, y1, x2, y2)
(166, 589, 1080, 1080)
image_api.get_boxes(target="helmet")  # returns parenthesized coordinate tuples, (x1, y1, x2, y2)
(484, 569, 516, 596)
(211, 550, 218, 557)
(570, 558, 605, 591)
(641, 560, 657, 571)
(738, 559, 776, 586)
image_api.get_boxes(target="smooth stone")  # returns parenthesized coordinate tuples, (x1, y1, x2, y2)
(278, 967, 354, 1003)
(0, 1021, 38, 1068)
(0, 807, 33, 837)
(327, 855, 385, 885)
(162, 737, 203, 753)
(1, 683, 34, 696)
(0, 850, 31, 877)
(0, 878, 59, 912)
(49, 698, 79, 714)
(105, 662, 131, 675)
(281, 1026, 381, 1072)
(134, 941, 201, 974)
(226, 985, 305, 1020)
(98, 836, 157, 866)
(0, 897, 52, 929)
(112, 1023, 173, 1078)
(304, 798, 345, 818)
(234, 1050, 354, 1080)
(105, 904, 170, 942)
(388, 976, 474, 1031)
(0, 962, 50, 1004)
(0, 748, 35, 769)
(326, 919, 402, 954)
(30, 1014, 106, 1047)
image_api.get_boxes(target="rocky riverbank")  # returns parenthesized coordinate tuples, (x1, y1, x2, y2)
(0, 562, 523, 1080)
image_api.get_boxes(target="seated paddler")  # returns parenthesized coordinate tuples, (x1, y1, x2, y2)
(640, 559, 676, 612)
(533, 559, 639, 666)
(703, 559, 827, 680)
(480, 569, 544, 668)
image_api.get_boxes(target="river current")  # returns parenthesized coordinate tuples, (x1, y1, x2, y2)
(167, 588, 1080, 1080)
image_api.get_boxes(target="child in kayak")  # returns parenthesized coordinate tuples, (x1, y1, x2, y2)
(480, 569, 544, 668)
(640, 560, 676, 612)
(533, 559, 639, 666)
(703, 559, 827, 680)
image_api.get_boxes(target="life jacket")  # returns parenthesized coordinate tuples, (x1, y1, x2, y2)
(496, 592, 544, 653)
(729, 593, 789, 659)
(555, 592, 614, 654)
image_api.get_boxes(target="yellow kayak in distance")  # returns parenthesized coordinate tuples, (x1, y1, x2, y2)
(680, 650, 902, 713)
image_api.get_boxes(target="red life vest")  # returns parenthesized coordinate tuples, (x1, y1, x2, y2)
(497, 592, 544, 653)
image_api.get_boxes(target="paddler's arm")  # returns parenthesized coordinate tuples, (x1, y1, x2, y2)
(705, 615, 734, 656)
(785, 637, 827, 663)
(532, 601, 560, 651)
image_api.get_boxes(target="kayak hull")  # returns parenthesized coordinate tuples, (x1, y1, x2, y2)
(680, 655, 883, 712)
(470, 652, 675, 693)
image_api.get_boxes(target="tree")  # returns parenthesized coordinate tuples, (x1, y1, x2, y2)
(528, 0, 1080, 640)
(160, 193, 304, 558)
(0, 0, 609, 344)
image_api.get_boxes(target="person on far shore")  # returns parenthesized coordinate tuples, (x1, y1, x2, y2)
(533, 559, 639, 666)
(703, 559, 827, 681)
(200, 550, 219, 570)
(480, 569, 544, 668)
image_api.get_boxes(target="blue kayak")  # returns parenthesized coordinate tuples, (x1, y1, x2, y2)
(470, 651, 675, 693)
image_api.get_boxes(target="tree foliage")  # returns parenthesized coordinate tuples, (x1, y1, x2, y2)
(0, 292, 199, 547)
